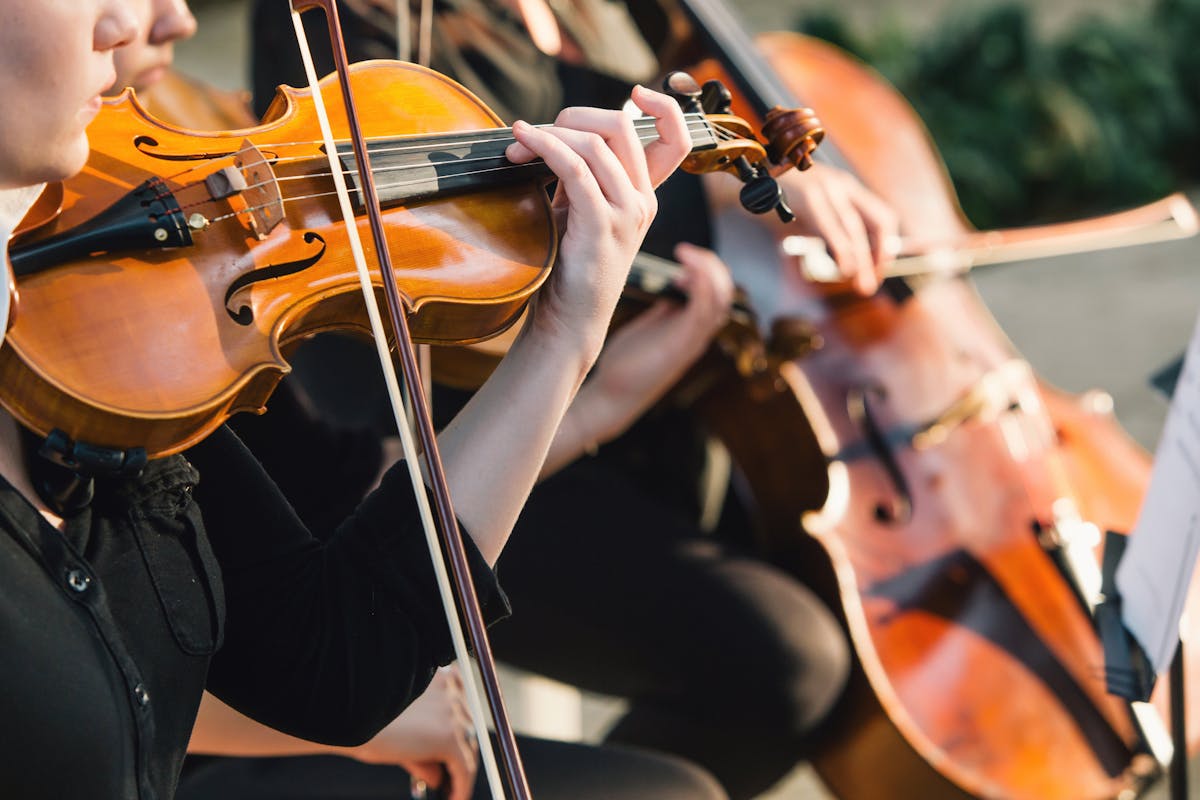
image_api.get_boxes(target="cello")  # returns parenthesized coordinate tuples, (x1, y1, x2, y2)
(660, 1, 1198, 796)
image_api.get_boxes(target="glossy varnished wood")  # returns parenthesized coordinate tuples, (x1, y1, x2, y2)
(680, 29, 1178, 800)
(697, 280, 1148, 799)
(0, 61, 554, 456)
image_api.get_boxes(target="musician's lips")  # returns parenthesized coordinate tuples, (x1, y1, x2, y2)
(80, 94, 104, 124)
(84, 68, 117, 123)
(137, 65, 168, 89)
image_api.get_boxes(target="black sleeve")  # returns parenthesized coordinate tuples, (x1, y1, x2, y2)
(227, 380, 385, 535)
(189, 425, 508, 746)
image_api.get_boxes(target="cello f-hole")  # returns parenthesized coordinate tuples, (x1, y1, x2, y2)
(847, 385, 912, 523)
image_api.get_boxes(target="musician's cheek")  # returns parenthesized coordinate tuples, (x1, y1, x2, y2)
(0, 0, 131, 187)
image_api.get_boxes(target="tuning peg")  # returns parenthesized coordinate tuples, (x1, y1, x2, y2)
(700, 80, 733, 115)
(774, 193, 795, 223)
(731, 156, 795, 222)
(739, 175, 783, 216)
(662, 72, 704, 114)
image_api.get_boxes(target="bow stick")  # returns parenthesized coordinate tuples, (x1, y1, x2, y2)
(288, 3, 529, 798)
(389, 2, 499, 795)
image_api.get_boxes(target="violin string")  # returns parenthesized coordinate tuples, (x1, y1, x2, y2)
(178, 122, 746, 219)
(147, 115, 741, 196)
(242, 119, 727, 171)
(155, 115, 716, 180)
(269, 122, 721, 173)
(168, 120, 727, 212)
(201, 134, 732, 222)
(190, 112, 716, 155)
(202, 159, 564, 223)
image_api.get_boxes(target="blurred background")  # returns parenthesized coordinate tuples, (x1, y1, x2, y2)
(178, 1, 1200, 797)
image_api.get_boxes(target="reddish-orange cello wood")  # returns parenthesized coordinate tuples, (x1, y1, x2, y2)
(683, 31, 1185, 799)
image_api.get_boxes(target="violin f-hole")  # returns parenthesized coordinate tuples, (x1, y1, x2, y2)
(134, 135, 240, 162)
(223, 231, 326, 325)
(847, 385, 913, 523)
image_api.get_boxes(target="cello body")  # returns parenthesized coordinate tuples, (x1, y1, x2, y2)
(685, 31, 1190, 798)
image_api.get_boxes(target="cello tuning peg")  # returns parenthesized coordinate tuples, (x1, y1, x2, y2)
(662, 72, 704, 114)
(700, 80, 733, 115)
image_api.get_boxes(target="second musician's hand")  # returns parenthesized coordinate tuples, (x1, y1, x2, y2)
(704, 162, 899, 296)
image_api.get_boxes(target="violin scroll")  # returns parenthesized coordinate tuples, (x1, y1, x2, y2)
(694, 75, 824, 173)
(761, 105, 823, 172)
(666, 71, 820, 223)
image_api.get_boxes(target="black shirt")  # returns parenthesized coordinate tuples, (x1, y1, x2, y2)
(0, 425, 505, 800)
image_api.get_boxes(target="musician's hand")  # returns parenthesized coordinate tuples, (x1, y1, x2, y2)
(777, 164, 898, 295)
(704, 163, 898, 295)
(540, 243, 732, 477)
(579, 242, 732, 441)
(505, 86, 690, 367)
(352, 667, 477, 800)
(439, 90, 685, 562)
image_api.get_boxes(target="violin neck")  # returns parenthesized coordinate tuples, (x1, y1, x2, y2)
(628, 250, 755, 324)
(336, 113, 719, 210)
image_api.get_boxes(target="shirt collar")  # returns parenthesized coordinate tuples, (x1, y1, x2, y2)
(0, 184, 44, 348)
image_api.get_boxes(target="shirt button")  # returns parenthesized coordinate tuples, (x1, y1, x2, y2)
(134, 684, 150, 707)
(65, 569, 91, 593)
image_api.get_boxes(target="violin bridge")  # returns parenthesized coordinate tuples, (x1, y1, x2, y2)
(220, 139, 283, 240)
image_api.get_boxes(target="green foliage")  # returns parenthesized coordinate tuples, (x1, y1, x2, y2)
(796, 1, 1197, 227)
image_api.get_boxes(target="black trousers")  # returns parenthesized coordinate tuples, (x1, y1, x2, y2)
(176, 737, 725, 800)
(488, 457, 850, 800)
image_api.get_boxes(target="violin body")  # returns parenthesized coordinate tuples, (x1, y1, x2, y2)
(0, 61, 555, 456)
(682, 31, 1186, 798)
(139, 69, 260, 132)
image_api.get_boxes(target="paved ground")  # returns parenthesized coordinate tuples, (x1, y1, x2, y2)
(181, 2, 1199, 797)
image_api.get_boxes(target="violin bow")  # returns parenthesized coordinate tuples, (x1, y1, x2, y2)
(287, 3, 530, 799)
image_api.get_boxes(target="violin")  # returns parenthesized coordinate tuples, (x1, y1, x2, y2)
(657, 2, 1198, 797)
(138, 69, 259, 132)
(0, 60, 788, 459)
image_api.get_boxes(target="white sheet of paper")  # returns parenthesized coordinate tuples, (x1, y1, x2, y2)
(1118, 312, 1200, 673)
